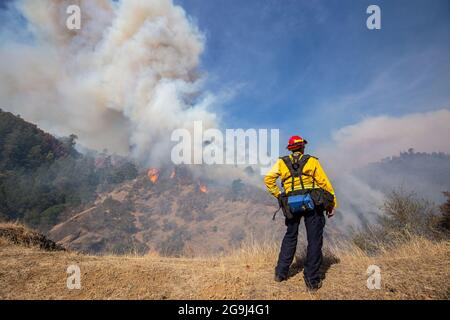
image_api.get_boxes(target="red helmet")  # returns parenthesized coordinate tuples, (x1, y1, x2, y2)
(287, 135, 308, 150)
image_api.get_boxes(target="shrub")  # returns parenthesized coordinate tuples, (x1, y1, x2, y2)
(352, 190, 448, 254)
(158, 229, 191, 256)
(379, 191, 438, 238)
(437, 192, 450, 233)
(229, 226, 246, 247)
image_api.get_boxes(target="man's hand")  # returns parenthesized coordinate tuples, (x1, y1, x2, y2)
(326, 208, 334, 218)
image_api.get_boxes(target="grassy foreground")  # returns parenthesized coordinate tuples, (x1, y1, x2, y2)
(0, 223, 448, 300)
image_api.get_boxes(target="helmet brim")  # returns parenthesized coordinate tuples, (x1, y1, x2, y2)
(286, 139, 307, 150)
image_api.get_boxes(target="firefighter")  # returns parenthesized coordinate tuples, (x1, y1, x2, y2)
(264, 135, 337, 291)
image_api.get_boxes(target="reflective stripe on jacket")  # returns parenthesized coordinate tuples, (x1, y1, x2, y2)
(264, 153, 337, 208)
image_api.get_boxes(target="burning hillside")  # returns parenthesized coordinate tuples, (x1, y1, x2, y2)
(48, 165, 282, 256)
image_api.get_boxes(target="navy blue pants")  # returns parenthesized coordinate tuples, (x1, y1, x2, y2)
(275, 208, 325, 286)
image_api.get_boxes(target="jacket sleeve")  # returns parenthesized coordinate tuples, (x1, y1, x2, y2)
(264, 159, 281, 198)
(312, 159, 338, 208)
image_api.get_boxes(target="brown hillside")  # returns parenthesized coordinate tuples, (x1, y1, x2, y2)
(48, 172, 286, 256)
(1, 224, 448, 300)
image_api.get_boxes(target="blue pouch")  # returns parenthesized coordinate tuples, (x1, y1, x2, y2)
(287, 193, 315, 214)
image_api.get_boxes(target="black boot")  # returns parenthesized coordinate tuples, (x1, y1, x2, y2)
(274, 273, 287, 282)
(305, 279, 322, 292)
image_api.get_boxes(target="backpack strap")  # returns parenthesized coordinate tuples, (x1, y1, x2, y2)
(280, 154, 311, 192)
(311, 168, 316, 189)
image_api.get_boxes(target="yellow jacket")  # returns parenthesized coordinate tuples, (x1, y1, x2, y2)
(264, 153, 337, 208)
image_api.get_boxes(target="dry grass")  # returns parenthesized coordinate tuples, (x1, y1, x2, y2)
(0, 222, 65, 251)
(0, 223, 448, 300)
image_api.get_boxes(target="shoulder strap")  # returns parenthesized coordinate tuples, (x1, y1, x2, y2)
(280, 154, 311, 191)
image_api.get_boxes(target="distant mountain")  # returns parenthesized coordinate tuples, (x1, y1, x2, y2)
(331, 149, 450, 229)
(0, 110, 138, 230)
(356, 148, 450, 203)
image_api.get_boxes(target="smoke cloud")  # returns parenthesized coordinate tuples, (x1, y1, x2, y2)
(0, 0, 218, 165)
(316, 108, 450, 227)
(318, 109, 450, 174)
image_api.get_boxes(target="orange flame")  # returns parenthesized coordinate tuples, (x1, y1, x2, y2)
(147, 168, 159, 184)
(170, 169, 176, 179)
(199, 183, 208, 193)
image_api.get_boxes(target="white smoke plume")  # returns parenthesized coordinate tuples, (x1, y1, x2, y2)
(0, 0, 218, 165)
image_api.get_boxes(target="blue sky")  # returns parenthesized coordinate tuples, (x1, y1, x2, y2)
(0, 0, 448, 157)
(176, 0, 450, 151)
